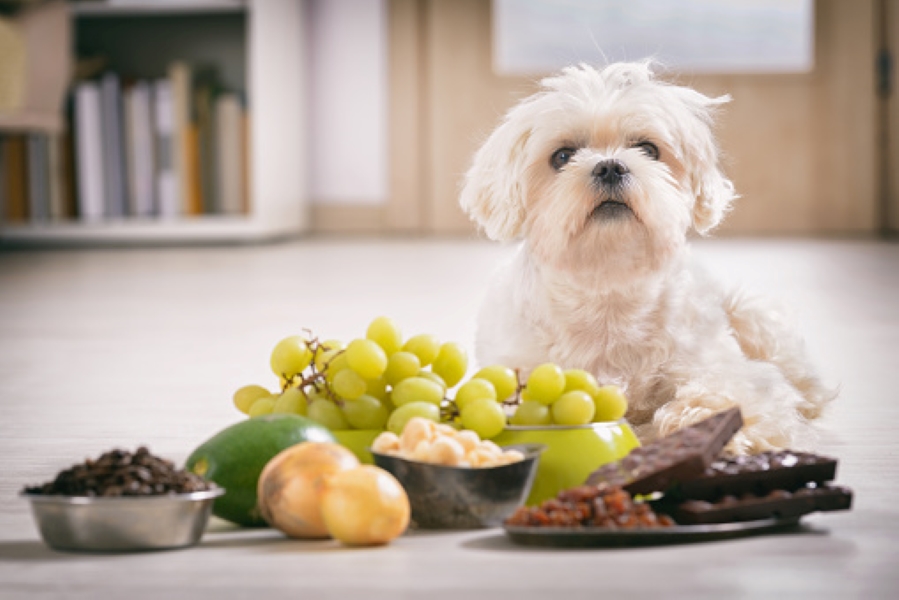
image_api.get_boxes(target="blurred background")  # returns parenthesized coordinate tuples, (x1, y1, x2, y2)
(0, 0, 897, 244)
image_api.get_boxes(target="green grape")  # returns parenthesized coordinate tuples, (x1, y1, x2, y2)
(459, 398, 506, 439)
(592, 385, 629, 422)
(551, 390, 595, 425)
(473, 365, 519, 401)
(510, 400, 552, 426)
(247, 397, 276, 417)
(233, 384, 272, 414)
(345, 338, 388, 380)
(525, 363, 566, 405)
(387, 401, 440, 435)
(270, 335, 313, 379)
(307, 399, 350, 430)
(391, 376, 444, 406)
(384, 351, 421, 386)
(564, 368, 601, 397)
(416, 369, 447, 392)
(402, 334, 441, 366)
(366, 316, 403, 356)
(342, 394, 390, 430)
(314, 339, 344, 371)
(325, 352, 350, 384)
(272, 387, 308, 415)
(366, 376, 389, 401)
(432, 342, 468, 388)
(453, 378, 497, 411)
(332, 368, 367, 400)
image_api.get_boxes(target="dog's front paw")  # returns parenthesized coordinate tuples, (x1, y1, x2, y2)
(653, 402, 720, 440)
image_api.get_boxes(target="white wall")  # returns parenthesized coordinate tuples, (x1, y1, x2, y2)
(308, 0, 388, 205)
(493, 0, 814, 75)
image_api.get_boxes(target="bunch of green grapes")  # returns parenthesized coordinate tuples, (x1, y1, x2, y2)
(446, 363, 629, 437)
(232, 317, 629, 440)
(232, 316, 469, 436)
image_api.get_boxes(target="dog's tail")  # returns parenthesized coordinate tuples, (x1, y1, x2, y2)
(723, 290, 838, 421)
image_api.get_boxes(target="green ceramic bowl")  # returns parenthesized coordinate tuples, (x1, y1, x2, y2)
(331, 429, 382, 464)
(492, 420, 640, 506)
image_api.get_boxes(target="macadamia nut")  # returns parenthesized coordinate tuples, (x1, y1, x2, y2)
(375, 417, 524, 468)
(400, 417, 435, 453)
(372, 431, 400, 453)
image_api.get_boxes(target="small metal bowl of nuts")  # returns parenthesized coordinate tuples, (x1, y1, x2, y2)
(369, 418, 545, 529)
(21, 447, 223, 553)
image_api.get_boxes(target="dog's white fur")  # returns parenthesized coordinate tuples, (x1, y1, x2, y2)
(460, 62, 834, 454)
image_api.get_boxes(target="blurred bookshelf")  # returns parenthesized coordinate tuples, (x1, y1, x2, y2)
(72, 0, 245, 16)
(0, 0, 308, 246)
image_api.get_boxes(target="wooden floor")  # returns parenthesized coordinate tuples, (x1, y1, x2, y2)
(1, 237, 897, 598)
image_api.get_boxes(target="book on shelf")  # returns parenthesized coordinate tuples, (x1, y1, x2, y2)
(123, 80, 155, 217)
(47, 131, 66, 221)
(100, 72, 128, 218)
(215, 93, 246, 215)
(152, 78, 179, 219)
(194, 70, 218, 214)
(1, 135, 29, 223)
(74, 81, 104, 221)
(169, 61, 203, 217)
(62, 130, 78, 219)
(26, 134, 49, 222)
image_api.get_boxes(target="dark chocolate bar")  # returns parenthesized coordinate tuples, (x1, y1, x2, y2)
(668, 484, 853, 525)
(586, 407, 744, 495)
(676, 451, 838, 501)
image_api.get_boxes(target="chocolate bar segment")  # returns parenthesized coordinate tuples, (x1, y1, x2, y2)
(668, 484, 853, 525)
(676, 451, 838, 501)
(586, 407, 744, 495)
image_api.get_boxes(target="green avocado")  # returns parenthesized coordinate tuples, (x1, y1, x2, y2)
(185, 414, 335, 527)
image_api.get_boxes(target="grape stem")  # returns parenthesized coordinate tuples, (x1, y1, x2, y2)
(502, 367, 526, 407)
(280, 335, 344, 406)
(440, 399, 460, 422)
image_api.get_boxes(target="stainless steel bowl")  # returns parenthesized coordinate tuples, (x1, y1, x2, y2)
(371, 443, 544, 530)
(22, 488, 225, 553)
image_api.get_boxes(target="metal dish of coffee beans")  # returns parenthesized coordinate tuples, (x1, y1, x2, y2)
(21, 447, 223, 553)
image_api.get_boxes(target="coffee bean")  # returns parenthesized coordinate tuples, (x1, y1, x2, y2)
(23, 447, 216, 497)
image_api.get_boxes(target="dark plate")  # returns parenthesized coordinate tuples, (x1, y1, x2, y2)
(503, 516, 803, 547)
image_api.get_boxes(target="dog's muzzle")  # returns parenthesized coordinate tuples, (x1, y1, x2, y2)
(590, 159, 634, 221)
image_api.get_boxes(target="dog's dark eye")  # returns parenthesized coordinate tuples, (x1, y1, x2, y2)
(635, 141, 660, 160)
(550, 147, 576, 170)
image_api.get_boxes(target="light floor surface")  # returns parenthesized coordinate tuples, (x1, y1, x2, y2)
(0, 237, 897, 599)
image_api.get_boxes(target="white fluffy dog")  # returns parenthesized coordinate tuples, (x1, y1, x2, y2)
(460, 62, 833, 454)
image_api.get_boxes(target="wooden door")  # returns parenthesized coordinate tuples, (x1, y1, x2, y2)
(390, 0, 890, 235)
(886, 0, 899, 232)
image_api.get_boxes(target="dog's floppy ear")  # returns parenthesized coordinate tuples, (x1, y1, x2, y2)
(459, 111, 536, 241)
(681, 93, 739, 235)
(692, 161, 737, 235)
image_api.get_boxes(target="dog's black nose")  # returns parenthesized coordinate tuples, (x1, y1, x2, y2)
(593, 159, 629, 185)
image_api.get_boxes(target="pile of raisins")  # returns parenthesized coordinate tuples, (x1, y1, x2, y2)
(23, 446, 215, 497)
(505, 484, 675, 529)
